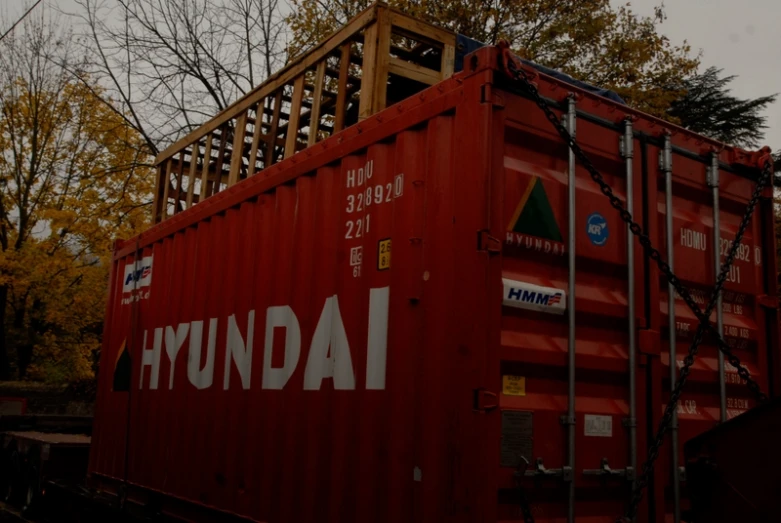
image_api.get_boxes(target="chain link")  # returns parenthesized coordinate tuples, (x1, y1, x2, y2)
(502, 58, 772, 522)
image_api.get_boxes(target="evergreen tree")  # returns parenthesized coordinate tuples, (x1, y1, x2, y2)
(667, 67, 776, 149)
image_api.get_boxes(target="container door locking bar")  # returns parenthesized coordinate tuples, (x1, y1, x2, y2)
(523, 457, 573, 483)
(583, 458, 635, 483)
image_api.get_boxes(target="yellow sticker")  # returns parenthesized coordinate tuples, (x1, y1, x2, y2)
(502, 375, 526, 396)
(378, 238, 391, 270)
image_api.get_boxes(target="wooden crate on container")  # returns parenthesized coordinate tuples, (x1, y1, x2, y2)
(151, 2, 456, 224)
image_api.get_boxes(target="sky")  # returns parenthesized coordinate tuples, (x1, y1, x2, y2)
(2, 0, 780, 151)
(613, 0, 781, 150)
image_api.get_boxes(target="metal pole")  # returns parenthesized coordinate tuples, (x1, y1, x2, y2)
(711, 153, 727, 423)
(623, 120, 637, 495)
(663, 134, 681, 523)
(566, 95, 577, 523)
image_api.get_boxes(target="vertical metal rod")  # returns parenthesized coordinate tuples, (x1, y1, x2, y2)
(623, 120, 637, 495)
(663, 134, 681, 523)
(711, 153, 727, 423)
(566, 96, 577, 523)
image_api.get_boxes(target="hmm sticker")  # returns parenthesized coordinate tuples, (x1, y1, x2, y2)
(377, 239, 391, 270)
(586, 213, 608, 246)
(502, 279, 566, 315)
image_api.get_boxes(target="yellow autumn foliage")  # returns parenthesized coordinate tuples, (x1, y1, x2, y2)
(0, 77, 153, 383)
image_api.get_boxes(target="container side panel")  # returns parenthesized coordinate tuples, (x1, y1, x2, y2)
(91, 108, 474, 522)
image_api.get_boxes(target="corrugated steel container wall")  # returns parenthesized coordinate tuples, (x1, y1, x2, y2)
(88, 46, 778, 523)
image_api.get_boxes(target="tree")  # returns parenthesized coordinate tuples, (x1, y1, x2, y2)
(287, 0, 700, 118)
(667, 67, 777, 149)
(0, 7, 153, 380)
(72, 0, 288, 154)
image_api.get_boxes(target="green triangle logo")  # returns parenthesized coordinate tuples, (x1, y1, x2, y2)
(113, 339, 131, 392)
(507, 177, 562, 242)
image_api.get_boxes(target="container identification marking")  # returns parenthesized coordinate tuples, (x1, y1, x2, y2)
(377, 239, 391, 270)
(502, 375, 526, 396)
(584, 414, 612, 437)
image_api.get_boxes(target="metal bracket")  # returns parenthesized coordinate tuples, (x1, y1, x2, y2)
(622, 417, 637, 428)
(472, 388, 497, 413)
(707, 153, 720, 188)
(523, 457, 572, 482)
(620, 136, 634, 159)
(678, 466, 687, 482)
(477, 229, 501, 254)
(583, 458, 634, 483)
(559, 415, 576, 426)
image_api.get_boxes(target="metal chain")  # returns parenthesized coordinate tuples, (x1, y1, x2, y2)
(502, 57, 773, 522)
(515, 458, 536, 523)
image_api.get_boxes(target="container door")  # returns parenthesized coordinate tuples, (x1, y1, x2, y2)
(493, 92, 648, 522)
(654, 143, 778, 520)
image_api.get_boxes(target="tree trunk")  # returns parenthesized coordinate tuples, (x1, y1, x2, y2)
(0, 285, 11, 380)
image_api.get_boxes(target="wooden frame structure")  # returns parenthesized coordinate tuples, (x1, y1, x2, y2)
(151, 2, 456, 223)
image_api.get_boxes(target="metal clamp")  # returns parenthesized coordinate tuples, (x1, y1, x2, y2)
(583, 458, 635, 483)
(523, 457, 573, 482)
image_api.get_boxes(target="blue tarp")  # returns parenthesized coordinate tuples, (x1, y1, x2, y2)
(454, 34, 626, 105)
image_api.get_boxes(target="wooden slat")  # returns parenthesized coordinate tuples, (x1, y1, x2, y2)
(185, 141, 199, 208)
(213, 124, 229, 194)
(441, 43, 455, 79)
(388, 56, 441, 85)
(247, 100, 266, 176)
(174, 152, 186, 214)
(162, 159, 172, 221)
(372, 8, 392, 114)
(334, 43, 352, 133)
(308, 61, 326, 146)
(266, 91, 283, 166)
(388, 11, 455, 49)
(154, 3, 379, 165)
(229, 112, 248, 186)
(198, 133, 213, 202)
(358, 19, 379, 120)
(284, 75, 305, 159)
(152, 165, 163, 223)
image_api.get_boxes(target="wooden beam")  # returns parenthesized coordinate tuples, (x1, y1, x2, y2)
(185, 141, 199, 208)
(358, 19, 379, 120)
(247, 99, 266, 176)
(284, 75, 305, 159)
(388, 11, 455, 49)
(199, 132, 213, 203)
(372, 7, 392, 114)
(174, 151, 186, 215)
(441, 43, 455, 79)
(334, 43, 351, 133)
(213, 123, 229, 194)
(229, 112, 247, 186)
(266, 91, 283, 167)
(308, 61, 326, 146)
(162, 159, 172, 221)
(152, 164, 164, 223)
(154, 3, 379, 166)
(388, 56, 441, 85)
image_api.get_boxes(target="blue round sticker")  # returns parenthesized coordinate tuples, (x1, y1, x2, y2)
(586, 213, 608, 246)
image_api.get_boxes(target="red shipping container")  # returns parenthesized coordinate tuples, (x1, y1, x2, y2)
(88, 46, 778, 523)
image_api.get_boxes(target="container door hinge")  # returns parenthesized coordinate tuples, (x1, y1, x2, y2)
(472, 388, 497, 413)
(477, 230, 501, 254)
(480, 84, 505, 108)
